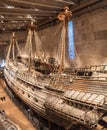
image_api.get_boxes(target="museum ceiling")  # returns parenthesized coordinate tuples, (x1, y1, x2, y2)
(0, 0, 105, 32)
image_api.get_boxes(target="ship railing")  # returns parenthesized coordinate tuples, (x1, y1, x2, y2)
(6, 61, 18, 72)
(72, 65, 107, 73)
(16, 71, 38, 85)
(63, 90, 107, 111)
(91, 76, 107, 80)
(75, 75, 107, 81)
(45, 97, 99, 128)
(62, 91, 107, 110)
(49, 73, 73, 87)
(44, 85, 64, 93)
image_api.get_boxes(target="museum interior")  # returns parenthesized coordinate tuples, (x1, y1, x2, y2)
(0, 0, 107, 130)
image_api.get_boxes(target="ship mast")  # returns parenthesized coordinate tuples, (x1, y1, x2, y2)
(6, 32, 21, 64)
(27, 21, 36, 72)
(50, 7, 72, 87)
(57, 6, 72, 73)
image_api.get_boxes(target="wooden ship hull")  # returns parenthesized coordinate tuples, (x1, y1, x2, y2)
(4, 61, 107, 129)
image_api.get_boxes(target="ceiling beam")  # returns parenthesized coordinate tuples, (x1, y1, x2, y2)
(71, 0, 105, 12)
(0, 0, 65, 10)
(0, 17, 31, 21)
(0, 7, 58, 16)
(24, 0, 74, 6)
(0, 17, 47, 21)
(0, 21, 28, 26)
(72, 0, 107, 17)
(0, 0, 76, 32)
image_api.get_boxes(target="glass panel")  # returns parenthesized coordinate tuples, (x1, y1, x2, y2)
(68, 21, 75, 59)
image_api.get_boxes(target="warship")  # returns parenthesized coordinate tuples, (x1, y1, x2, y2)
(4, 7, 107, 130)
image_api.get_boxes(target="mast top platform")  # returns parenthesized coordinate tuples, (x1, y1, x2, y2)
(11, 32, 15, 38)
(57, 6, 72, 21)
(28, 21, 36, 30)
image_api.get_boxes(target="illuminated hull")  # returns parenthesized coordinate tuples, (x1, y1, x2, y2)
(4, 61, 107, 129)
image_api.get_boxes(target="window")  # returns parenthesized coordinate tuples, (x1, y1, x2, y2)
(28, 94, 30, 98)
(34, 98, 38, 102)
(22, 91, 24, 94)
(68, 20, 75, 59)
(32, 87, 34, 91)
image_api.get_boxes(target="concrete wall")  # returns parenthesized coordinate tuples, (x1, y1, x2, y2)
(72, 8, 107, 67)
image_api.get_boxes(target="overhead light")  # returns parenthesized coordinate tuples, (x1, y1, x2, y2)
(7, 5, 14, 9)
(26, 15, 32, 19)
(34, 8, 39, 11)
(1, 21, 4, 23)
(2, 3, 14, 8)
(0, 15, 4, 18)
(49, 17, 52, 19)
(13, 24, 16, 27)
(3, 28, 5, 30)
(18, 26, 21, 29)
(11, 21, 18, 23)
(18, 16, 23, 18)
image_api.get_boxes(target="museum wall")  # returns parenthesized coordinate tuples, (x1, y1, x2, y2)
(72, 8, 107, 67)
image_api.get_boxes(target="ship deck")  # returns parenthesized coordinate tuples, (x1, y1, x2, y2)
(0, 79, 36, 130)
(57, 78, 107, 95)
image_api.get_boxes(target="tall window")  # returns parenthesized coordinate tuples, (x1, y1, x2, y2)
(68, 20, 75, 59)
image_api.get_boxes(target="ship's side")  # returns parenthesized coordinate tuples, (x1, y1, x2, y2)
(4, 61, 107, 129)
(4, 61, 72, 128)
